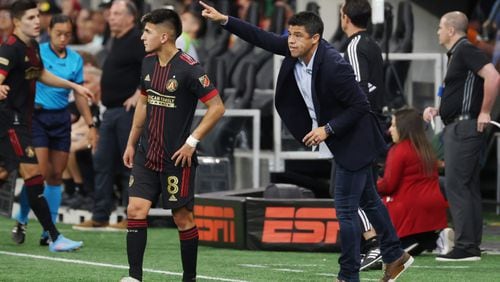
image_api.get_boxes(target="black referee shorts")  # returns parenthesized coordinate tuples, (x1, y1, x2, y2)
(129, 161, 196, 210)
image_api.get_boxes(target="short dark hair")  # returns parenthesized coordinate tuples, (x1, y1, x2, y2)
(49, 14, 73, 29)
(288, 11, 323, 38)
(141, 9, 182, 39)
(10, 0, 37, 19)
(342, 0, 371, 28)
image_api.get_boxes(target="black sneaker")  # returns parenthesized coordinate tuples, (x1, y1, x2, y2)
(360, 247, 382, 271)
(11, 222, 27, 244)
(39, 231, 51, 246)
(436, 248, 481, 262)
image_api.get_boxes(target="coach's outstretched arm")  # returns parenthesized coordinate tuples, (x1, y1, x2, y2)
(200, 1, 288, 56)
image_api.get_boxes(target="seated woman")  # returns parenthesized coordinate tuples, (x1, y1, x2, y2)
(377, 108, 448, 255)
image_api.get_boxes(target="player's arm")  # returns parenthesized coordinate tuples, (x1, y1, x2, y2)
(0, 46, 15, 99)
(123, 94, 148, 168)
(0, 74, 9, 99)
(74, 93, 98, 151)
(191, 95, 225, 141)
(171, 94, 225, 167)
(476, 63, 500, 132)
(347, 43, 370, 95)
(39, 69, 94, 100)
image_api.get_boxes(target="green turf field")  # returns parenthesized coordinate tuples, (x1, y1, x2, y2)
(0, 216, 499, 281)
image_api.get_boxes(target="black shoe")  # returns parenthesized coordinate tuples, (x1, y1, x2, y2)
(39, 231, 51, 246)
(436, 248, 481, 262)
(11, 222, 27, 244)
(360, 247, 382, 271)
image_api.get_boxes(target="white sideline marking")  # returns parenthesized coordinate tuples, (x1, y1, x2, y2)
(272, 268, 304, 273)
(411, 265, 469, 269)
(0, 250, 247, 282)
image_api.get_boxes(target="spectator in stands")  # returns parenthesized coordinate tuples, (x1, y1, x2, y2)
(38, 0, 61, 43)
(201, 2, 413, 281)
(339, 0, 389, 271)
(0, 3, 12, 44)
(73, 0, 145, 231)
(176, 8, 206, 62)
(63, 65, 102, 210)
(377, 108, 448, 255)
(12, 14, 96, 246)
(424, 11, 499, 261)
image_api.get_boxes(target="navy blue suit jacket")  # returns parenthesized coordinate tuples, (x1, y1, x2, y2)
(224, 17, 386, 171)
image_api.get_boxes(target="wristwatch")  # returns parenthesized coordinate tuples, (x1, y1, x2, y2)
(324, 123, 334, 136)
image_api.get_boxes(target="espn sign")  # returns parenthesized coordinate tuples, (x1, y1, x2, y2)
(195, 205, 235, 243)
(262, 207, 339, 244)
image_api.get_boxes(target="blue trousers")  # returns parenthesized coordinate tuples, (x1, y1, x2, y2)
(334, 162, 403, 281)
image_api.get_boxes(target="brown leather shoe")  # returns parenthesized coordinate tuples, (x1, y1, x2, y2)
(107, 219, 128, 231)
(72, 219, 109, 231)
(380, 252, 414, 281)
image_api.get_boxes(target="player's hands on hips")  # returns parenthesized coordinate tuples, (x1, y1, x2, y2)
(477, 112, 491, 132)
(123, 145, 135, 168)
(172, 144, 196, 167)
(200, 1, 228, 23)
(423, 107, 438, 122)
(0, 85, 10, 100)
(74, 84, 94, 100)
(302, 127, 328, 147)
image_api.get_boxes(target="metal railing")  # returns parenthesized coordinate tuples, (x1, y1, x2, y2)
(195, 109, 261, 188)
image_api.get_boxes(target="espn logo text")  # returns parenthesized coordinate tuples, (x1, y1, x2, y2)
(194, 205, 235, 243)
(262, 207, 339, 244)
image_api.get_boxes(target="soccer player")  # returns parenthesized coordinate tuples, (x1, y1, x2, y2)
(120, 9, 225, 282)
(12, 14, 97, 246)
(0, 0, 91, 252)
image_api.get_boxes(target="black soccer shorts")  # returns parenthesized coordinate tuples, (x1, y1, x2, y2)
(0, 123, 38, 171)
(128, 161, 196, 210)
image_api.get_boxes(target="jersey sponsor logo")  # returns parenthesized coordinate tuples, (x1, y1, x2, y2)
(25, 67, 42, 80)
(194, 205, 236, 243)
(166, 78, 178, 92)
(0, 57, 9, 66)
(198, 75, 210, 88)
(144, 74, 150, 81)
(166, 175, 179, 201)
(146, 89, 176, 108)
(261, 207, 339, 244)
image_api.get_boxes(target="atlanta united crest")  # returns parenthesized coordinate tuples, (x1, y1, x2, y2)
(166, 78, 178, 92)
(198, 75, 210, 88)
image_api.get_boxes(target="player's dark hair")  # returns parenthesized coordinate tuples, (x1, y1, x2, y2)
(288, 11, 323, 38)
(141, 9, 182, 39)
(393, 108, 437, 176)
(10, 0, 37, 19)
(49, 14, 73, 29)
(342, 0, 371, 29)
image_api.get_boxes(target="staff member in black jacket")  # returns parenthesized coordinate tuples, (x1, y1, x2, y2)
(201, 2, 412, 281)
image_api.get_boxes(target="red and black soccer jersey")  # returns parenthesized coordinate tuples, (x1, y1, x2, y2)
(138, 51, 218, 172)
(0, 35, 44, 128)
